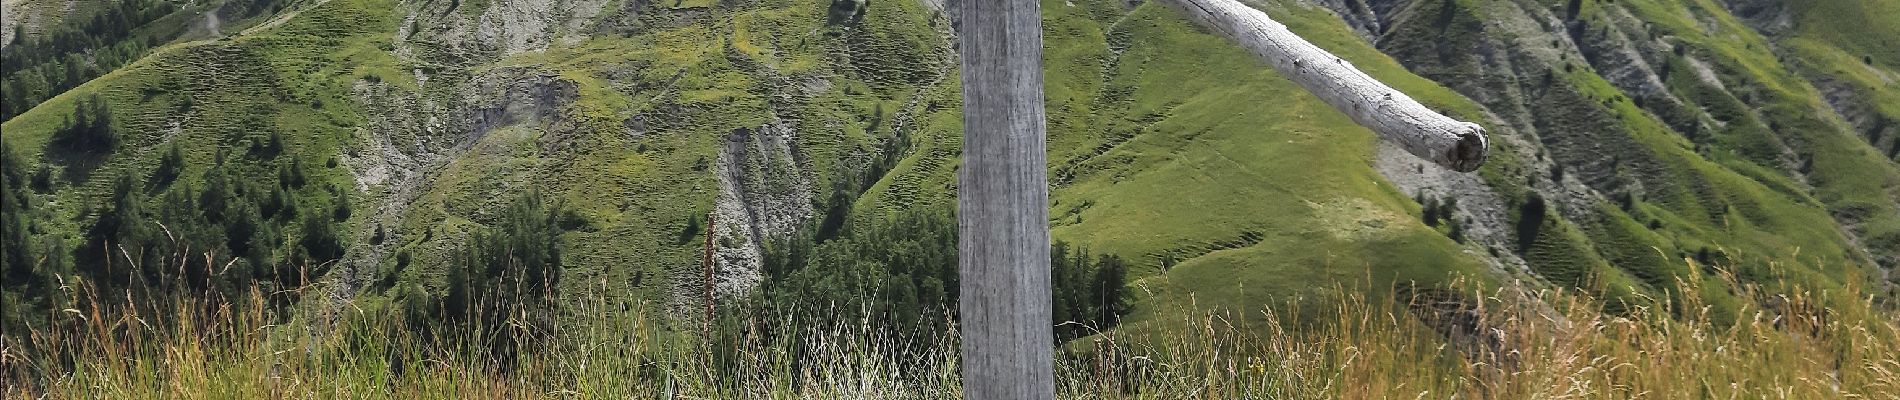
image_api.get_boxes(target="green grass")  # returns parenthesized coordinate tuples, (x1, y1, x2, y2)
(997, 0, 1495, 325)
(0, 0, 396, 272)
(5, 0, 1900, 393)
(7, 261, 1898, 398)
(4, 0, 1899, 357)
(379, 0, 966, 308)
(1787, 0, 1900, 67)
(1316, 0, 1900, 322)
(1615, 0, 1900, 285)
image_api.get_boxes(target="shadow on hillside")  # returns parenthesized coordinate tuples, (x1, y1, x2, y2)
(42, 140, 112, 185)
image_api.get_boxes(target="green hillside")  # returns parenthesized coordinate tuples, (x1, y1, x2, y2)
(3, 0, 1897, 345)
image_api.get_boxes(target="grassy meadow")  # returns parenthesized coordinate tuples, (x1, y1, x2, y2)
(3, 259, 1896, 399)
(4, 0, 1900, 398)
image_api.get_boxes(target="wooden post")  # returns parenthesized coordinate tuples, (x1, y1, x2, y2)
(956, 0, 1055, 395)
(950, 0, 1489, 396)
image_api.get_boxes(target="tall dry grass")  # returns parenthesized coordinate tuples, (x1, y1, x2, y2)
(2, 263, 1896, 399)
(1072, 272, 1900, 399)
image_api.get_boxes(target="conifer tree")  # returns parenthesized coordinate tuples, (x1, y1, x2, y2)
(53, 94, 118, 154)
(1092, 254, 1129, 327)
(1518, 192, 1548, 253)
(300, 198, 344, 264)
(153, 141, 185, 186)
(79, 174, 151, 288)
(1, 141, 36, 286)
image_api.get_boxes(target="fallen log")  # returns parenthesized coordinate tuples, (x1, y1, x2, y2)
(1159, 0, 1490, 172)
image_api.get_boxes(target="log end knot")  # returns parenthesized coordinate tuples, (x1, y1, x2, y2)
(1447, 123, 1487, 173)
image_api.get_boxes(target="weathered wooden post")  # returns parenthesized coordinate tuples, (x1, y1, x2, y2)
(954, 0, 1488, 397)
(957, 0, 1055, 395)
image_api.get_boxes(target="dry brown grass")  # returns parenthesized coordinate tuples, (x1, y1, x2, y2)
(3, 263, 1896, 399)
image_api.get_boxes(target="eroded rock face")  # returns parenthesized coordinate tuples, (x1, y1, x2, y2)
(1715, 0, 1792, 36)
(1307, 0, 1412, 40)
(472, 0, 554, 55)
(1577, 7, 1677, 110)
(711, 121, 816, 297)
(466, 72, 579, 144)
(1314, 0, 1623, 253)
(394, 0, 614, 63)
(1349, 0, 1724, 224)
(337, 65, 581, 300)
(1811, 64, 1900, 157)
(1, 0, 35, 47)
(1314, 0, 1898, 286)
(329, 0, 846, 311)
(1373, 140, 1531, 274)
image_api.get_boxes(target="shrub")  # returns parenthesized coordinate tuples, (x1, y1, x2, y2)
(1517, 192, 1548, 253)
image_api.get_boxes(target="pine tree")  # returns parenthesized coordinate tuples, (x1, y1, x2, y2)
(199, 166, 231, 223)
(2, 141, 36, 287)
(885, 273, 922, 332)
(394, 281, 436, 334)
(1049, 241, 1075, 337)
(289, 160, 306, 188)
(263, 185, 296, 221)
(79, 174, 151, 288)
(53, 94, 119, 153)
(444, 250, 471, 323)
(0, 142, 46, 335)
(265, 131, 285, 157)
(332, 188, 351, 222)
(278, 160, 307, 188)
(224, 200, 267, 271)
(440, 190, 567, 361)
(1517, 192, 1548, 254)
(1091, 254, 1130, 327)
(153, 141, 185, 186)
(1448, 220, 1466, 243)
(30, 163, 53, 193)
(299, 198, 344, 264)
(87, 95, 114, 145)
(157, 183, 227, 290)
(1069, 246, 1095, 328)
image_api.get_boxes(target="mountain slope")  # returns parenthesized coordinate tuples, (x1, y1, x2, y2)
(1331, 0, 1899, 310)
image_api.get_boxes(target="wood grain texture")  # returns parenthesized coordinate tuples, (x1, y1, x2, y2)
(1160, 0, 1490, 171)
(956, 0, 1055, 395)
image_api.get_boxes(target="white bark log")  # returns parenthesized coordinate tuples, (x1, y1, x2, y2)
(1158, 0, 1490, 172)
(957, 0, 1056, 397)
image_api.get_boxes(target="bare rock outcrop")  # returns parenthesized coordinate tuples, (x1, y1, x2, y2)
(711, 120, 817, 297)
